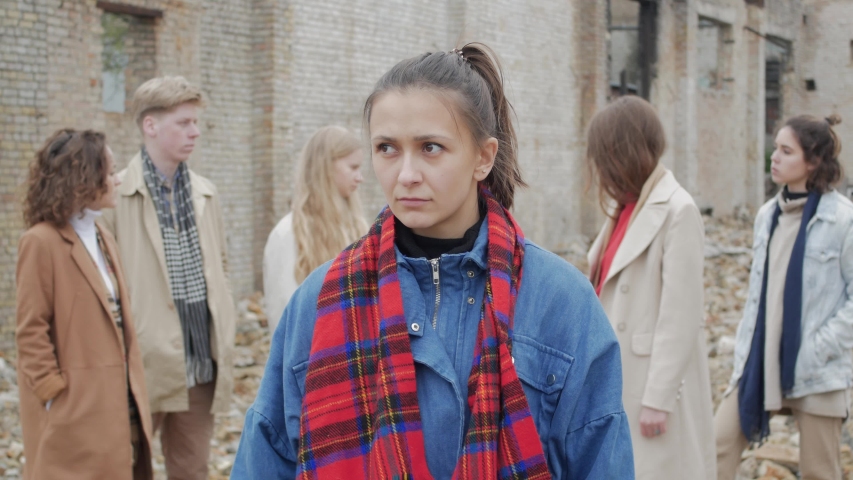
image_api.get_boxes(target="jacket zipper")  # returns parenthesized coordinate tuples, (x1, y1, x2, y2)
(430, 258, 441, 329)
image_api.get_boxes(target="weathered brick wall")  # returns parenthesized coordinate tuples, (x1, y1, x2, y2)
(268, 0, 605, 253)
(0, 0, 608, 349)
(694, 2, 753, 212)
(0, 0, 48, 348)
(788, 0, 853, 180)
(0, 0, 257, 350)
(5, 0, 847, 350)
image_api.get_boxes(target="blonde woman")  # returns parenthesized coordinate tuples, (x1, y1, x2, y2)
(263, 125, 369, 331)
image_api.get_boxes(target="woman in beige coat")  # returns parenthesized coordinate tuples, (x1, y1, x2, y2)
(586, 96, 716, 479)
(16, 129, 153, 480)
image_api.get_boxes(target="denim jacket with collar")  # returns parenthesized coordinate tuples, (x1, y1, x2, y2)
(231, 219, 634, 479)
(727, 190, 853, 399)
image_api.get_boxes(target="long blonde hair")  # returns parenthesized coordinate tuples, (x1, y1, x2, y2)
(292, 126, 369, 282)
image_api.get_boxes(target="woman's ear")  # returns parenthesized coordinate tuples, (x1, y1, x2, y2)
(475, 137, 499, 181)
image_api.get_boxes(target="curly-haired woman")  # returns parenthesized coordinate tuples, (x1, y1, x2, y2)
(16, 129, 153, 480)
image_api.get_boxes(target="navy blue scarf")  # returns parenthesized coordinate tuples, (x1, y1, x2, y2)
(738, 190, 820, 442)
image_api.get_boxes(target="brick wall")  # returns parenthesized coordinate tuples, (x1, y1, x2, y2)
(0, 0, 48, 347)
(788, 0, 853, 181)
(2, 0, 849, 350)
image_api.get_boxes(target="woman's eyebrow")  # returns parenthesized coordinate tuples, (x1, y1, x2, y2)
(371, 134, 453, 142)
(413, 134, 452, 142)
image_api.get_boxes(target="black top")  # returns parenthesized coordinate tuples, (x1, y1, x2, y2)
(395, 203, 486, 259)
(782, 186, 809, 201)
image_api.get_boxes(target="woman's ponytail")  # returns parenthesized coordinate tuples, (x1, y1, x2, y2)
(460, 43, 525, 208)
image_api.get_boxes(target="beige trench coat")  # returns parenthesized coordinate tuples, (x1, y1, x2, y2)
(587, 170, 716, 479)
(100, 153, 236, 414)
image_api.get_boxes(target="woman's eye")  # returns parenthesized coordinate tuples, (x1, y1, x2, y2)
(423, 143, 443, 154)
(376, 143, 397, 155)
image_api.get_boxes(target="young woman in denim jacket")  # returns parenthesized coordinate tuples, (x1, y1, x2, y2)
(716, 114, 850, 480)
(232, 43, 633, 479)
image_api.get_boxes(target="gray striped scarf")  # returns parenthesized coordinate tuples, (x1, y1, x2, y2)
(141, 148, 214, 387)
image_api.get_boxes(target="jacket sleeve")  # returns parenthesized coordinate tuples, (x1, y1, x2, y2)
(15, 231, 66, 403)
(642, 202, 706, 412)
(561, 289, 634, 479)
(814, 218, 853, 362)
(564, 412, 634, 480)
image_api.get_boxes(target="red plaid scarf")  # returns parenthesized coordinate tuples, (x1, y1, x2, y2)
(297, 189, 549, 479)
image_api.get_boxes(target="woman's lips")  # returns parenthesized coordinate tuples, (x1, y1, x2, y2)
(397, 197, 429, 207)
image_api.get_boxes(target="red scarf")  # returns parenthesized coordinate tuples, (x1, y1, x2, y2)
(297, 188, 549, 479)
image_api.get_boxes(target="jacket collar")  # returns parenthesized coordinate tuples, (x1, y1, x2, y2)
(588, 169, 681, 288)
(57, 222, 124, 343)
(757, 189, 841, 241)
(395, 216, 490, 272)
(812, 189, 839, 225)
(120, 151, 215, 199)
(118, 151, 214, 292)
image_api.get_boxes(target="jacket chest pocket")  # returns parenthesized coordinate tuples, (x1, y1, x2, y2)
(804, 246, 840, 285)
(511, 335, 573, 439)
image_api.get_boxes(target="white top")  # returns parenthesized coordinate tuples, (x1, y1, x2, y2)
(263, 213, 299, 333)
(69, 209, 115, 298)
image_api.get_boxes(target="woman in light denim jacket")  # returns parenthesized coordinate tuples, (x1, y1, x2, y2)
(231, 43, 633, 479)
(716, 114, 851, 480)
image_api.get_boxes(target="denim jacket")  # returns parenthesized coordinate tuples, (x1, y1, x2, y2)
(231, 219, 634, 479)
(727, 190, 853, 399)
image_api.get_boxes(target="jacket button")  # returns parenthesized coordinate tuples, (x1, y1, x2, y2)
(168, 302, 175, 310)
(467, 297, 475, 304)
(411, 323, 420, 332)
(546, 374, 556, 386)
(511, 356, 515, 364)
(467, 271, 475, 278)
(617, 322, 626, 332)
(620, 285, 629, 293)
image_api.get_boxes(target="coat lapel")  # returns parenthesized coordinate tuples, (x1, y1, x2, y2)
(587, 216, 614, 280)
(98, 224, 134, 347)
(601, 171, 680, 287)
(59, 224, 116, 326)
(121, 154, 172, 291)
(189, 170, 212, 221)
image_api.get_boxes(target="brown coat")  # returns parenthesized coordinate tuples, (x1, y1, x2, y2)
(16, 222, 153, 480)
(587, 170, 716, 479)
(100, 153, 236, 414)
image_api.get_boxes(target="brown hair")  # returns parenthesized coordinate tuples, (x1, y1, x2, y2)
(363, 42, 524, 208)
(131, 75, 204, 128)
(782, 114, 843, 193)
(586, 96, 666, 213)
(23, 129, 110, 228)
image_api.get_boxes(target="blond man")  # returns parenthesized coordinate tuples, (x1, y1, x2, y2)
(101, 76, 236, 480)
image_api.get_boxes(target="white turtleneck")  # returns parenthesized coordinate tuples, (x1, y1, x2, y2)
(69, 209, 116, 298)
